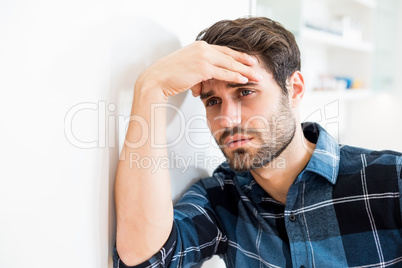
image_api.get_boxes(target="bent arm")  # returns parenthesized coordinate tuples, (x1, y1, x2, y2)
(115, 77, 173, 266)
(114, 41, 260, 266)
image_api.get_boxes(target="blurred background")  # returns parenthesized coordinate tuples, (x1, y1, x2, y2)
(0, 0, 400, 267)
(255, 0, 402, 153)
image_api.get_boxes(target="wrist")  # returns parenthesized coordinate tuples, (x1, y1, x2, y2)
(134, 72, 169, 104)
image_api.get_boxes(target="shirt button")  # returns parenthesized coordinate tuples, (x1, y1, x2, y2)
(289, 213, 296, 222)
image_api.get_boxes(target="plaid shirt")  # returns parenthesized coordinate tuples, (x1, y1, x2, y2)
(114, 122, 402, 268)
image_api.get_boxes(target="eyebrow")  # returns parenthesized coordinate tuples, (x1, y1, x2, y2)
(199, 91, 214, 100)
(199, 82, 258, 100)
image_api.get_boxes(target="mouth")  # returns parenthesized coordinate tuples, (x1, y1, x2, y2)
(224, 135, 254, 149)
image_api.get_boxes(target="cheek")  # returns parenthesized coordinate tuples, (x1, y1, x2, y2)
(206, 114, 219, 136)
(241, 107, 272, 129)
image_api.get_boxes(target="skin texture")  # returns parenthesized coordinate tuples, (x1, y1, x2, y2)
(115, 41, 315, 266)
(200, 61, 315, 205)
(200, 61, 297, 172)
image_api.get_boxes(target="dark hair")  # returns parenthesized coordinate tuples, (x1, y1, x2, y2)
(196, 17, 301, 94)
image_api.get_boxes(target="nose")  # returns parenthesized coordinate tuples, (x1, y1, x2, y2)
(218, 99, 241, 128)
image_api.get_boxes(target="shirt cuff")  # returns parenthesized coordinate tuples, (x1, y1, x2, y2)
(113, 222, 178, 268)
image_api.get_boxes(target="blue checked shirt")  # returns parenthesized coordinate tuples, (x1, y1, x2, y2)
(114, 122, 402, 268)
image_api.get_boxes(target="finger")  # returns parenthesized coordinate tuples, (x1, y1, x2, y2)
(209, 66, 250, 84)
(191, 84, 202, 97)
(212, 53, 262, 82)
(212, 45, 258, 66)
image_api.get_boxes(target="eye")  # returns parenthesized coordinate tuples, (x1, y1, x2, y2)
(206, 98, 221, 107)
(240, 89, 253, 97)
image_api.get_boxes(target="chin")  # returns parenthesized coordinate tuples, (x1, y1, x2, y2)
(226, 149, 264, 171)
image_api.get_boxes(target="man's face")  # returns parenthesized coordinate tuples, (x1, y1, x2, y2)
(200, 62, 296, 171)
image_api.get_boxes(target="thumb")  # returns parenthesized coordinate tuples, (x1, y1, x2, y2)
(191, 83, 202, 97)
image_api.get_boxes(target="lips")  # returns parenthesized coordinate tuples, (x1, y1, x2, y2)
(224, 135, 254, 148)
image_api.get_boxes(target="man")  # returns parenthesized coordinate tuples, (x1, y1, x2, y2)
(114, 17, 402, 268)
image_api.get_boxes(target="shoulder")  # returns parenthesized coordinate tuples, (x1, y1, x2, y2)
(335, 145, 402, 199)
(339, 145, 402, 174)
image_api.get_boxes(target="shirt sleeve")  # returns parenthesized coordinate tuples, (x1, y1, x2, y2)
(113, 180, 228, 268)
(397, 155, 402, 222)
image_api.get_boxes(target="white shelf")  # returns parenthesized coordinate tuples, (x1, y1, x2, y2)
(255, 0, 377, 103)
(302, 27, 374, 52)
(304, 88, 372, 102)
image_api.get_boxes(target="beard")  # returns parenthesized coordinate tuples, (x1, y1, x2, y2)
(216, 94, 296, 172)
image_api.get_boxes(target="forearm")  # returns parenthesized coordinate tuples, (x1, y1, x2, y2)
(114, 41, 259, 266)
(115, 76, 173, 266)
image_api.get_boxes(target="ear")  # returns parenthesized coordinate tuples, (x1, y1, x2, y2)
(288, 71, 305, 108)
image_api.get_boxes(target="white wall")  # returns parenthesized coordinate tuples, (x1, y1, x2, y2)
(342, 94, 402, 152)
(396, 0, 402, 96)
(0, 1, 250, 268)
(0, 1, 111, 267)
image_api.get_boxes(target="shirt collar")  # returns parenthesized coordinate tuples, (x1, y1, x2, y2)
(302, 122, 340, 185)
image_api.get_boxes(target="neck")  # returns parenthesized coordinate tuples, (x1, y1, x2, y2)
(250, 125, 315, 204)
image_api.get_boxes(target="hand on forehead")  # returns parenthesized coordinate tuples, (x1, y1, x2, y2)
(199, 61, 268, 96)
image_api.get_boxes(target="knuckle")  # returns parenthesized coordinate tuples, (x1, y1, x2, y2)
(198, 60, 208, 71)
(196, 40, 207, 46)
(195, 46, 210, 61)
(199, 49, 209, 60)
(226, 55, 236, 69)
(222, 46, 232, 54)
(195, 40, 209, 52)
